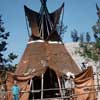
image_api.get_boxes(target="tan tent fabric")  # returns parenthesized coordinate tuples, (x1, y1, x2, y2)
(15, 67, 47, 81)
(74, 67, 96, 100)
(46, 43, 80, 74)
(15, 42, 47, 76)
(16, 41, 80, 77)
(6, 73, 14, 100)
(20, 84, 30, 100)
(11, 41, 80, 100)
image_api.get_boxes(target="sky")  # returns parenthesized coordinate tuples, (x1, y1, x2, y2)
(0, 0, 100, 64)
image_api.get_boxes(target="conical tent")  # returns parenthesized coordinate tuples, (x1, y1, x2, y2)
(16, 0, 80, 78)
(6, 0, 81, 100)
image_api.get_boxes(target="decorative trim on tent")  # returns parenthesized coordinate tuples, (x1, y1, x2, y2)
(48, 41, 62, 44)
(28, 40, 44, 44)
(28, 40, 62, 44)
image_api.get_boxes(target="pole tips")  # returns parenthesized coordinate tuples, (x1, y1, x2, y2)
(40, 0, 47, 5)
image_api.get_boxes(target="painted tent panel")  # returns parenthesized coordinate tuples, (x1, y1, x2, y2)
(74, 67, 96, 100)
(16, 41, 80, 77)
(46, 43, 80, 75)
(15, 42, 47, 76)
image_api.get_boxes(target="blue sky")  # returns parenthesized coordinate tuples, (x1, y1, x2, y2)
(0, 0, 100, 63)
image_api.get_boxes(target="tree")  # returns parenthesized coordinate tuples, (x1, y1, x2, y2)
(86, 32, 91, 43)
(0, 15, 17, 72)
(79, 33, 84, 47)
(71, 29, 79, 42)
(56, 21, 67, 38)
(77, 30, 99, 62)
(92, 17, 100, 58)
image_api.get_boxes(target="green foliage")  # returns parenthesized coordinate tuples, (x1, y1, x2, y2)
(80, 33, 84, 45)
(8, 53, 17, 62)
(56, 21, 67, 38)
(86, 32, 91, 43)
(92, 19, 100, 40)
(75, 29, 99, 62)
(78, 42, 99, 62)
(91, 53, 98, 61)
(71, 29, 79, 42)
(95, 39, 100, 48)
(0, 15, 17, 72)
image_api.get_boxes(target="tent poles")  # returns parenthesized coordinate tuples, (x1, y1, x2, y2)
(57, 76, 63, 98)
(30, 79, 32, 87)
(29, 78, 32, 98)
(41, 74, 44, 99)
(32, 79, 34, 100)
(45, 7, 53, 30)
(45, 14, 50, 36)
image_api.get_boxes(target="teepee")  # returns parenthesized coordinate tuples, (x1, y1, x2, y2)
(6, 0, 81, 100)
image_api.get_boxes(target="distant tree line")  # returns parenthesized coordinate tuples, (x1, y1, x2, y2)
(70, 3, 100, 62)
(71, 29, 91, 43)
(70, 24, 100, 62)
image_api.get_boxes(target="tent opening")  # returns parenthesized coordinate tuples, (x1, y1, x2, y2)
(29, 76, 41, 99)
(43, 68, 59, 98)
(29, 67, 60, 99)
